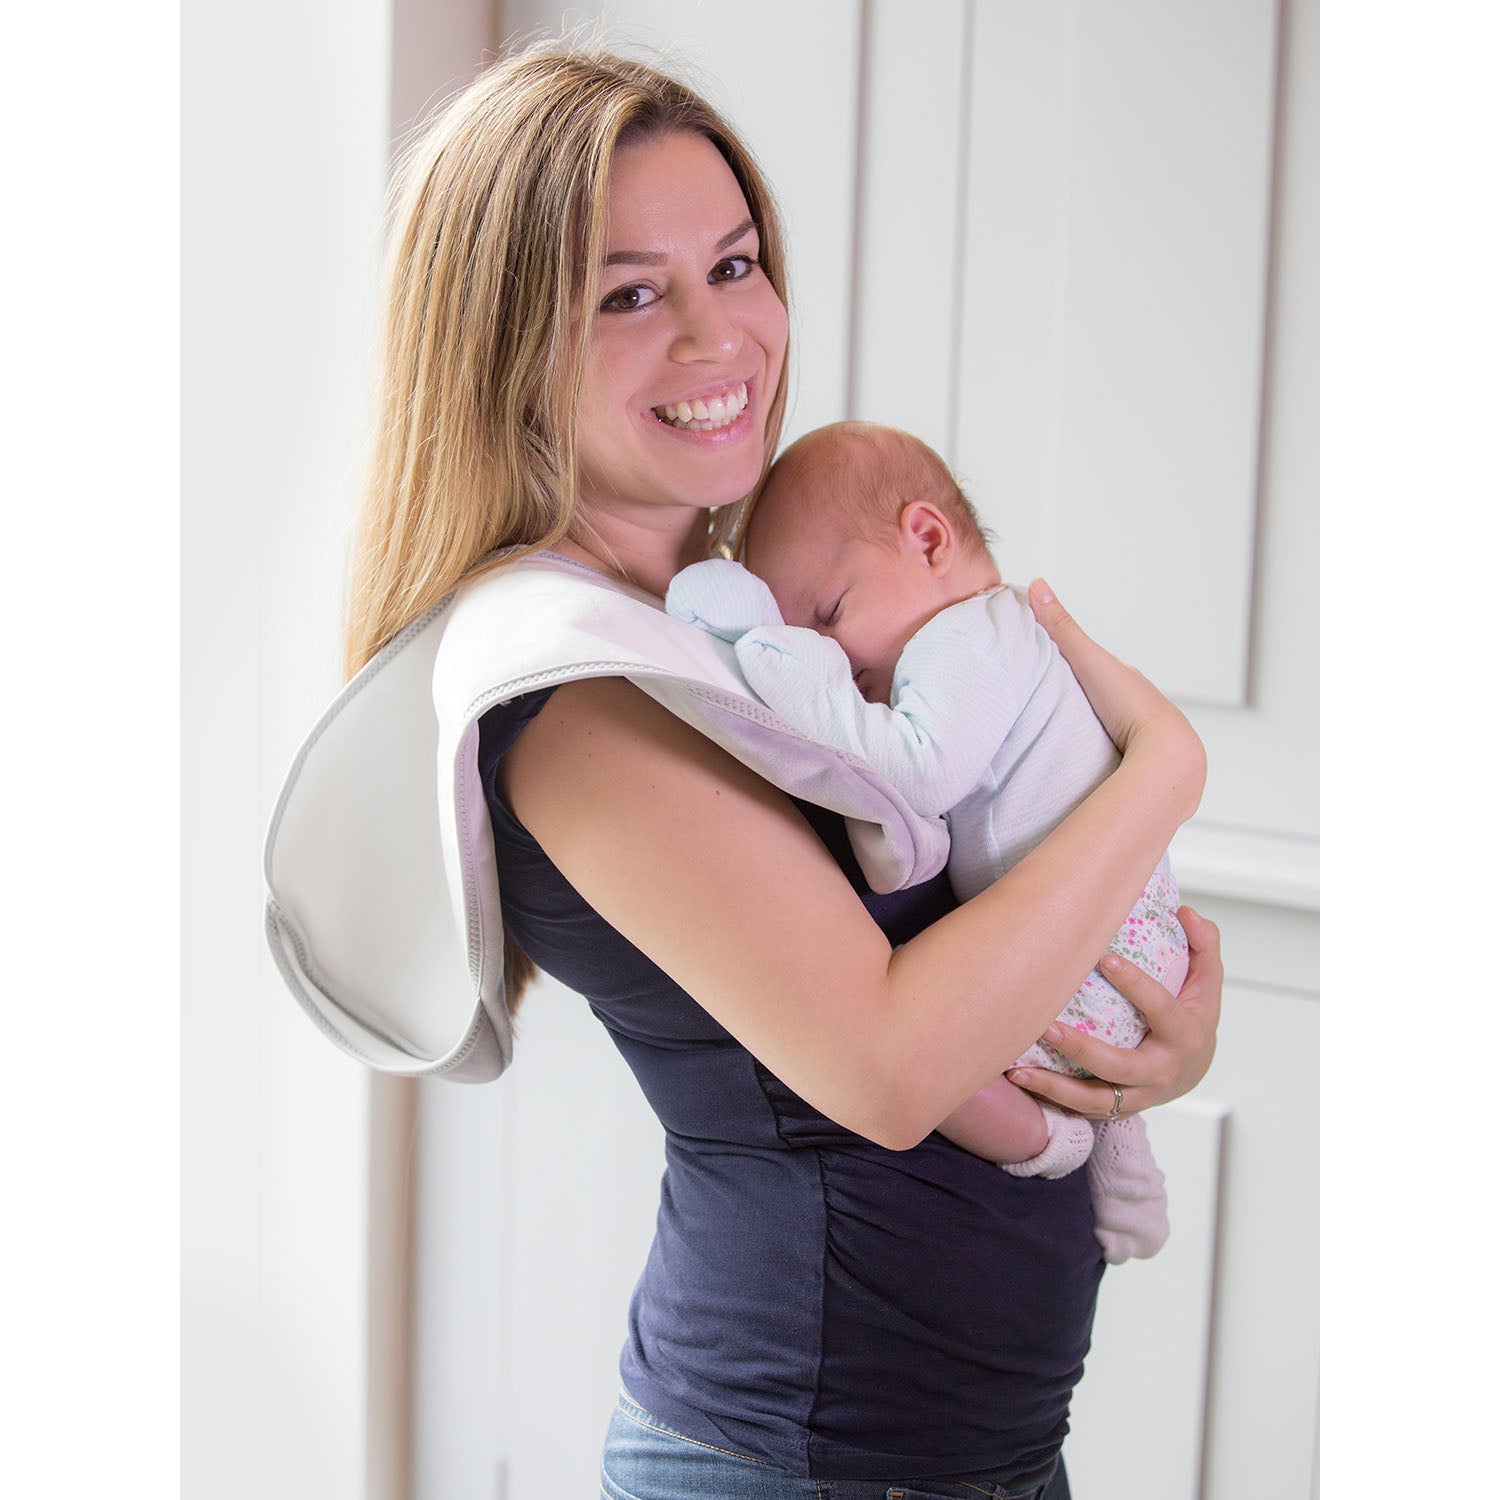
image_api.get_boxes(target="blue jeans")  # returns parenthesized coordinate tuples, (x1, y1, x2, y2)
(599, 1391, 1069, 1500)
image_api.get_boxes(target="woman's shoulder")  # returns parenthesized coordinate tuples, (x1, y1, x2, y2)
(434, 549, 752, 725)
(477, 685, 558, 777)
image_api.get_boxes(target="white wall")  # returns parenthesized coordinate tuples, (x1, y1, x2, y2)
(182, 4, 394, 1497)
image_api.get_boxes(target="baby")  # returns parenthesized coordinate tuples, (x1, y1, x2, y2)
(667, 421, 1189, 1263)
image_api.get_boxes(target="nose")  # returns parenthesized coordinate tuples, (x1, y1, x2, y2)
(669, 286, 742, 363)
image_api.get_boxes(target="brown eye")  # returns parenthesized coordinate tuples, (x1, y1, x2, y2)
(600, 282, 658, 313)
(708, 255, 757, 284)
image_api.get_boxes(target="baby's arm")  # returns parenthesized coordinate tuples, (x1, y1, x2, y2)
(939, 1075, 1050, 1163)
(669, 560, 1019, 815)
(665, 557, 784, 642)
(737, 607, 1024, 817)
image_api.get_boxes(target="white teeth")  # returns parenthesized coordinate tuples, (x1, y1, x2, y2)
(656, 382, 749, 431)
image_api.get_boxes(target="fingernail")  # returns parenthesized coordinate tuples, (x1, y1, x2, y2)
(1032, 578, 1055, 605)
(1008, 1068, 1031, 1087)
(1043, 1024, 1065, 1044)
(1100, 953, 1122, 974)
(1179, 906, 1196, 921)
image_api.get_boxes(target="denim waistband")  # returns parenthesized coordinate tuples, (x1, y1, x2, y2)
(606, 1388, 1063, 1498)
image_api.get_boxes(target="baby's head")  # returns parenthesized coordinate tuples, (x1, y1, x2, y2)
(743, 421, 998, 704)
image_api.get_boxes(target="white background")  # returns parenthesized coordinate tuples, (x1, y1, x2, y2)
(5, 2, 1492, 1498)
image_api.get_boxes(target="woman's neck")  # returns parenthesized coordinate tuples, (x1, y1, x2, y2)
(556, 506, 714, 598)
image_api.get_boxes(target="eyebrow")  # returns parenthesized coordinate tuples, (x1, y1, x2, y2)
(603, 218, 758, 268)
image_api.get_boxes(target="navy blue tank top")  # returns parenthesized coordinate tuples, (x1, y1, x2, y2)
(480, 689, 1103, 1480)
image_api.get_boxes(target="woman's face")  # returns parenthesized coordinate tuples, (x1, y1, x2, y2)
(575, 131, 789, 522)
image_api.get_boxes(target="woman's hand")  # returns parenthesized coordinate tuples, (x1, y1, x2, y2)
(1028, 579, 1206, 820)
(1006, 906, 1223, 1117)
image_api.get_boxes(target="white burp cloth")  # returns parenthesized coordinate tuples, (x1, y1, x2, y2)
(263, 551, 950, 1081)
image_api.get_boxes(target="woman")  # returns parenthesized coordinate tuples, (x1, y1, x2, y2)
(347, 43, 1220, 1498)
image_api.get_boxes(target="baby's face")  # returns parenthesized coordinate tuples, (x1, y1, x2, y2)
(746, 488, 954, 706)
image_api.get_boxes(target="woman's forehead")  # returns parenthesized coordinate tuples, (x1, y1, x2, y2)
(604, 131, 751, 243)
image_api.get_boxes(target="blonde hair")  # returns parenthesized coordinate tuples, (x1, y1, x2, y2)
(345, 42, 792, 1006)
(345, 42, 791, 679)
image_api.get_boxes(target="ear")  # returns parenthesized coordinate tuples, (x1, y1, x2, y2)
(897, 501, 956, 575)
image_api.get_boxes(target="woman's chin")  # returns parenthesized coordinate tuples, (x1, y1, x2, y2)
(653, 437, 767, 508)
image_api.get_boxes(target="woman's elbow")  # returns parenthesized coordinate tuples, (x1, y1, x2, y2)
(845, 1113, 931, 1153)
(837, 1084, 944, 1153)
(1163, 719, 1208, 821)
(870, 1118, 936, 1153)
(1178, 730, 1208, 819)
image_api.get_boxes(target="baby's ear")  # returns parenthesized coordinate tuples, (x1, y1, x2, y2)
(898, 501, 955, 572)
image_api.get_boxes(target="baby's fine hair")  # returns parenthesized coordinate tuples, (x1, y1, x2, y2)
(753, 421, 991, 557)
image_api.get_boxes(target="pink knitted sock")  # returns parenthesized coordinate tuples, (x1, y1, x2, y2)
(1000, 1105, 1095, 1179)
(1087, 1115, 1170, 1263)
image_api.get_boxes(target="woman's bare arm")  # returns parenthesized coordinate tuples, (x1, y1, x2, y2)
(503, 616, 1204, 1150)
(1007, 580, 1220, 1118)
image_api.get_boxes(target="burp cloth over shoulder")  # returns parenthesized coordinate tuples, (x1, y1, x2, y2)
(263, 552, 951, 1082)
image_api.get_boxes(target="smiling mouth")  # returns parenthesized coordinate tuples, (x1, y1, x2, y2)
(653, 382, 749, 432)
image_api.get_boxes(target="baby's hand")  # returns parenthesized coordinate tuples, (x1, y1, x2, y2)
(736, 626, 857, 714)
(665, 558, 785, 644)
